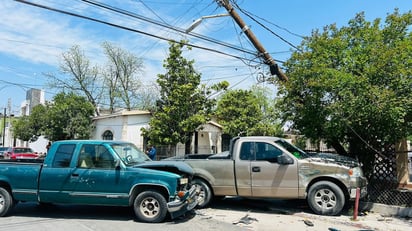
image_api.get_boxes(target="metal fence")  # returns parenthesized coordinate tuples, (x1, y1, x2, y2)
(364, 150, 412, 207)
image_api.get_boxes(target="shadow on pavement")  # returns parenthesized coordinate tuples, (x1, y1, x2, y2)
(210, 197, 331, 215)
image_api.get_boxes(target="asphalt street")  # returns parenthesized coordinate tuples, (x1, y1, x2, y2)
(1, 197, 411, 231)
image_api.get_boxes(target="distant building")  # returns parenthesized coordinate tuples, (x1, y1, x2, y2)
(22, 88, 45, 116)
(19, 88, 47, 152)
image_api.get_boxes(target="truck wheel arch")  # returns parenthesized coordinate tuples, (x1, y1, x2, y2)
(129, 184, 169, 206)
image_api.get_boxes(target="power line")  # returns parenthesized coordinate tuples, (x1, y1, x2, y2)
(231, 0, 302, 52)
(79, 0, 260, 57)
(14, 0, 263, 66)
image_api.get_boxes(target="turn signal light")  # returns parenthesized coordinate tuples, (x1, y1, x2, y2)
(177, 191, 186, 198)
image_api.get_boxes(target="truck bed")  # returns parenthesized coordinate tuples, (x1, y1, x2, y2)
(0, 160, 43, 202)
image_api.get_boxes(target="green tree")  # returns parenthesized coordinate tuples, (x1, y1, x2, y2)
(248, 85, 284, 137)
(277, 10, 412, 175)
(43, 92, 95, 141)
(12, 104, 47, 142)
(215, 89, 263, 137)
(142, 41, 217, 154)
(12, 116, 33, 142)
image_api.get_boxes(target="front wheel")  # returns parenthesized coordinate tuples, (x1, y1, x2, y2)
(192, 178, 213, 208)
(133, 190, 168, 223)
(307, 181, 345, 216)
(0, 187, 14, 217)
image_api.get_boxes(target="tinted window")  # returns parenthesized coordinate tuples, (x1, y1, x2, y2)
(255, 142, 282, 162)
(52, 144, 75, 168)
(239, 142, 253, 160)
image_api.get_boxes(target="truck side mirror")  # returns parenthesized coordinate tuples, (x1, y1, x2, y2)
(277, 154, 294, 165)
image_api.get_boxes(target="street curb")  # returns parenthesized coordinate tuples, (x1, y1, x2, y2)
(360, 201, 412, 218)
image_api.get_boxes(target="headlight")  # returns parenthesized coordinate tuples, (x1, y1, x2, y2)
(179, 177, 188, 185)
(348, 167, 363, 177)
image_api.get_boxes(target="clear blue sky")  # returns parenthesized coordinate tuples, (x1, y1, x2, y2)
(0, 0, 411, 114)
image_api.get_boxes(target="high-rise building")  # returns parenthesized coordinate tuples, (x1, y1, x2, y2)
(24, 88, 45, 115)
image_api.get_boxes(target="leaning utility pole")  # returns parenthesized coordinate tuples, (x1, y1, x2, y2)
(218, 0, 288, 81)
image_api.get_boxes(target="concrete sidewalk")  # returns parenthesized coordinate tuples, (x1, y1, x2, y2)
(196, 198, 412, 231)
(360, 201, 412, 218)
(195, 206, 412, 231)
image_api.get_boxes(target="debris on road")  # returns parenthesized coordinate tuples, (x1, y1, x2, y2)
(303, 219, 314, 226)
(232, 213, 259, 225)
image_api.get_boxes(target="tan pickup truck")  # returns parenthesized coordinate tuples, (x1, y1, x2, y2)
(170, 136, 368, 215)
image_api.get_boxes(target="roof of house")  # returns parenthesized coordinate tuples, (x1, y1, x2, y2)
(92, 109, 151, 121)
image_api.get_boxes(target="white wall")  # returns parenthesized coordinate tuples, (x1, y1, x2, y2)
(92, 112, 151, 149)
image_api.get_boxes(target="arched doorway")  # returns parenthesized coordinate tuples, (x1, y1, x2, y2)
(102, 130, 113, 140)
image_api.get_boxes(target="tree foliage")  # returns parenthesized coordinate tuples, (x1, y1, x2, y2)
(142, 41, 220, 154)
(12, 93, 94, 142)
(277, 10, 412, 174)
(215, 87, 283, 137)
(12, 105, 47, 142)
(43, 92, 95, 141)
(12, 116, 33, 142)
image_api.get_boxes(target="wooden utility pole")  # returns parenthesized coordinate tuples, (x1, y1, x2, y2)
(219, 0, 288, 81)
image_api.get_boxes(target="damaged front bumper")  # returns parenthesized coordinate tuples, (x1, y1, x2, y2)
(167, 184, 200, 219)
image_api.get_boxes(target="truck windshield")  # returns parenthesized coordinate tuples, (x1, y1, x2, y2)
(110, 143, 151, 165)
(274, 139, 310, 159)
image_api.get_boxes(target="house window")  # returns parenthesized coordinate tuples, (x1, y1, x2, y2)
(102, 130, 113, 140)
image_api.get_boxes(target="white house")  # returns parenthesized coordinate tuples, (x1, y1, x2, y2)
(91, 110, 151, 150)
(91, 109, 224, 158)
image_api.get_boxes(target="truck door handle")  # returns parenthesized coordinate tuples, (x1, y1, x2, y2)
(72, 173, 79, 177)
(252, 166, 260, 172)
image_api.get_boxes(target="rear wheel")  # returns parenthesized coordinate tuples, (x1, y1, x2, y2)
(133, 190, 168, 223)
(307, 181, 345, 216)
(0, 187, 14, 217)
(192, 178, 212, 208)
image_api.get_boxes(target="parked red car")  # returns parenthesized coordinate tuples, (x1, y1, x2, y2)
(4, 147, 38, 159)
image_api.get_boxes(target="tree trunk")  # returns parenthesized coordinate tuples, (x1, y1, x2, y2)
(330, 139, 350, 157)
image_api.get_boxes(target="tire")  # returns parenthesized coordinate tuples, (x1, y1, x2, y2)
(133, 190, 168, 223)
(307, 181, 345, 216)
(0, 187, 14, 217)
(192, 178, 212, 209)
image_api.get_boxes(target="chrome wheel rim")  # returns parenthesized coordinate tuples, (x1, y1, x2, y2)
(139, 196, 160, 218)
(314, 188, 337, 210)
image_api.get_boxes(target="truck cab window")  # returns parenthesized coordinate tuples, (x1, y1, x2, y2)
(94, 146, 115, 169)
(77, 144, 115, 169)
(52, 144, 75, 168)
(255, 142, 282, 162)
(240, 142, 253, 160)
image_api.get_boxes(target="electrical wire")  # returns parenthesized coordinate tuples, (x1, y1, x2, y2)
(14, 0, 260, 65)
(231, 0, 302, 52)
(79, 0, 260, 57)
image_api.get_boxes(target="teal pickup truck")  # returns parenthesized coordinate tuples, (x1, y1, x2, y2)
(0, 140, 198, 223)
